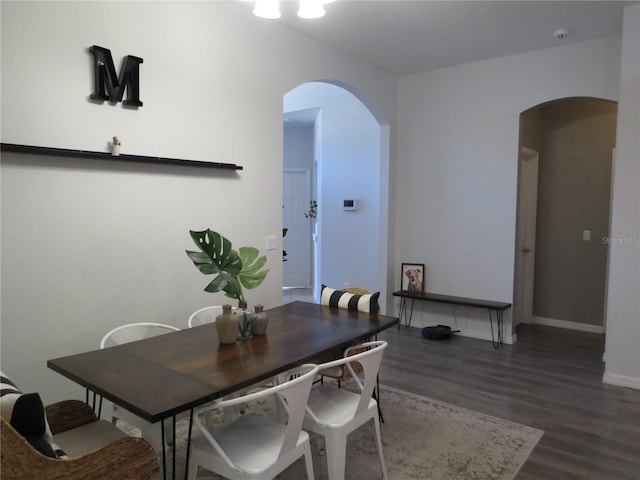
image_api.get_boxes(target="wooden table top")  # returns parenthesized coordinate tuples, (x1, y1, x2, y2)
(47, 301, 399, 423)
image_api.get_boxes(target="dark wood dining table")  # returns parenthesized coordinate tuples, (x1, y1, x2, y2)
(47, 301, 399, 479)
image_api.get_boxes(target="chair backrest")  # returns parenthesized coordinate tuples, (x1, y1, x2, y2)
(100, 322, 180, 349)
(187, 306, 224, 328)
(316, 341, 387, 416)
(193, 364, 319, 473)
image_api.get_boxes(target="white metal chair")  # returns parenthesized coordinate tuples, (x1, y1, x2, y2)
(99, 322, 181, 454)
(319, 287, 385, 422)
(188, 364, 319, 480)
(303, 341, 388, 480)
(187, 305, 224, 328)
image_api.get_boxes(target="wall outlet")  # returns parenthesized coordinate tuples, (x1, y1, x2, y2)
(583, 230, 591, 241)
(266, 235, 277, 250)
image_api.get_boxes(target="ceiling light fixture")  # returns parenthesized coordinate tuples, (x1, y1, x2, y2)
(253, 0, 333, 20)
(298, 0, 325, 19)
(253, 0, 281, 19)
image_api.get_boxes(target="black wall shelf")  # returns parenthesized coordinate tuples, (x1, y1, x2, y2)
(0, 143, 243, 171)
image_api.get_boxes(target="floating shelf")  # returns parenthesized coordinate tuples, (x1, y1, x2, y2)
(0, 143, 243, 170)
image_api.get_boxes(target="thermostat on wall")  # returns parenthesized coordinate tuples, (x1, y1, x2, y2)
(342, 199, 358, 211)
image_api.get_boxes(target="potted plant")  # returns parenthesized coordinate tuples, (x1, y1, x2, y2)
(185, 229, 269, 307)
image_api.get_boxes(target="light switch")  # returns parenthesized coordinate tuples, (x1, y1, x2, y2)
(266, 235, 277, 250)
(583, 230, 591, 241)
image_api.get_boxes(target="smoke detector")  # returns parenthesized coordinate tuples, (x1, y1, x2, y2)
(554, 29, 570, 40)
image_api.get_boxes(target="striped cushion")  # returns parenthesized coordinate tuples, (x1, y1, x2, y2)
(320, 285, 380, 313)
(0, 371, 66, 458)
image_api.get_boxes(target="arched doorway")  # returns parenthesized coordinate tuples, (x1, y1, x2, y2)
(514, 97, 617, 334)
(283, 81, 390, 311)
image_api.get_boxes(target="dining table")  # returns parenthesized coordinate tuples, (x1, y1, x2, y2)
(47, 300, 399, 480)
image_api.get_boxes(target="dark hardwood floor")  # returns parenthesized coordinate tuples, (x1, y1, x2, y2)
(376, 324, 640, 480)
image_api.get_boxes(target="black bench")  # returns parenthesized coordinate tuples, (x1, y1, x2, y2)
(393, 290, 511, 348)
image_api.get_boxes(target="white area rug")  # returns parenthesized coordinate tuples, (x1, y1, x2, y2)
(122, 384, 543, 480)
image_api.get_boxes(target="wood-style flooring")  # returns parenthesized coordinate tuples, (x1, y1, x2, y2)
(376, 324, 640, 480)
(282, 290, 639, 478)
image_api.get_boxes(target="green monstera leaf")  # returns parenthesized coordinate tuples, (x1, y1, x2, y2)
(238, 246, 269, 290)
(186, 229, 268, 302)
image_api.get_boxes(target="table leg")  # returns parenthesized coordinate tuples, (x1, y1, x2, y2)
(397, 298, 416, 328)
(85, 389, 104, 419)
(407, 299, 415, 327)
(172, 416, 177, 480)
(375, 375, 384, 423)
(184, 408, 194, 480)
(160, 416, 178, 480)
(488, 309, 503, 349)
(160, 420, 167, 480)
(397, 298, 405, 329)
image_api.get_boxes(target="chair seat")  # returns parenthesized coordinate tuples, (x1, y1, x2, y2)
(53, 419, 128, 457)
(318, 365, 344, 378)
(306, 386, 377, 429)
(301, 341, 388, 480)
(192, 414, 310, 476)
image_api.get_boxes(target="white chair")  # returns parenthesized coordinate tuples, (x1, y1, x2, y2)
(188, 364, 319, 480)
(187, 305, 224, 328)
(318, 286, 385, 422)
(303, 341, 388, 480)
(100, 322, 180, 454)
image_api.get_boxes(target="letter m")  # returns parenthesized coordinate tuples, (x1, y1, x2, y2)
(90, 45, 143, 107)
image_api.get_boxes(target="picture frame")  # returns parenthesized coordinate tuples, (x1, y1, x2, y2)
(401, 263, 425, 292)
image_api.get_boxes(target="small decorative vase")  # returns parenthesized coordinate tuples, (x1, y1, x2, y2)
(215, 304, 239, 344)
(111, 136, 121, 156)
(250, 305, 269, 335)
(237, 310, 253, 340)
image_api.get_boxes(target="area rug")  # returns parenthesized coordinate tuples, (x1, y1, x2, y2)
(121, 384, 543, 480)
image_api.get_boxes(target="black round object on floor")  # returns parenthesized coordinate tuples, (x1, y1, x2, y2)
(421, 325, 459, 340)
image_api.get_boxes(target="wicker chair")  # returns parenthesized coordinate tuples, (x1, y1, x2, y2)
(0, 399, 159, 480)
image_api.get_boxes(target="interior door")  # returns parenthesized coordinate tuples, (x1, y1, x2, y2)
(283, 169, 312, 288)
(514, 147, 539, 326)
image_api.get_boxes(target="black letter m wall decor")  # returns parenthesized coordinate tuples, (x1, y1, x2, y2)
(90, 45, 143, 107)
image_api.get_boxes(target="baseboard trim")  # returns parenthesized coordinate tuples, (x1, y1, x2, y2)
(602, 372, 640, 390)
(532, 316, 604, 334)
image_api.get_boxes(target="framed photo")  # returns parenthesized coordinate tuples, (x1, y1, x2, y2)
(401, 263, 425, 292)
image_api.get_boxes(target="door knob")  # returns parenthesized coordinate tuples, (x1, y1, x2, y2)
(522, 247, 531, 253)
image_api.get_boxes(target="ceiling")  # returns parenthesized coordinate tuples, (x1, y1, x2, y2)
(238, 0, 637, 76)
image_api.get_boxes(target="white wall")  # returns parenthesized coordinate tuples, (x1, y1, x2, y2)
(284, 83, 384, 297)
(284, 126, 314, 170)
(396, 35, 623, 344)
(603, 4, 640, 389)
(2, 0, 638, 403)
(0, 1, 397, 402)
